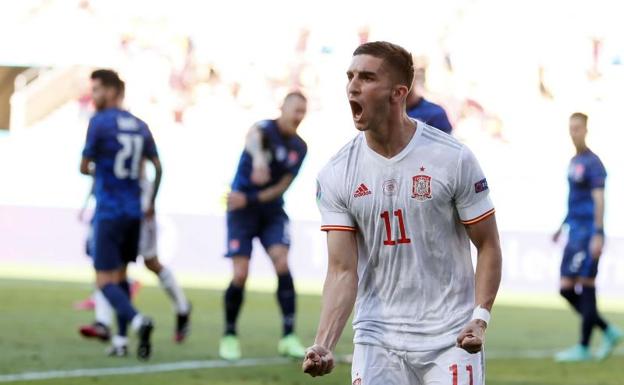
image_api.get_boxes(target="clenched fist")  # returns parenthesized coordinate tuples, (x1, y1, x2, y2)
(456, 319, 487, 354)
(302, 344, 335, 377)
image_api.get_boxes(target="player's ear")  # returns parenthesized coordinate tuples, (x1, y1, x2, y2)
(391, 84, 408, 103)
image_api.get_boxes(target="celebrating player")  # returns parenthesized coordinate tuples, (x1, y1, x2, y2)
(80, 69, 157, 359)
(302, 42, 502, 384)
(553, 112, 622, 362)
(219, 92, 308, 361)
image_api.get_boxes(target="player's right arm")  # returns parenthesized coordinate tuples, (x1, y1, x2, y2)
(245, 123, 270, 185)
(303, 230, 358, 377)
(80, 117, 100, 175)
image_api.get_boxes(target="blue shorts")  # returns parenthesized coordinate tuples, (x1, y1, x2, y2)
(560, 222, 599, 278)
(92, 217, 141, 271)
(226, 204, 290, 258)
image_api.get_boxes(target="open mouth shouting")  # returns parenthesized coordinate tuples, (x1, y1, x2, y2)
(349, 99, 364, 123)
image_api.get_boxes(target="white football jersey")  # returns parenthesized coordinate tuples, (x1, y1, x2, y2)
(316, 120, 494, 352)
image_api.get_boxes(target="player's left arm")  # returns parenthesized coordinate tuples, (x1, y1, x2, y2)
(143, 128, 161, 218)
(144, 155, 162, 219)
(456, 214, 502, 353)
(590, 187, 605, 259)
(258, 173, 294, 203)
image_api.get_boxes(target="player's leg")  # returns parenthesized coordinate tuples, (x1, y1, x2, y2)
(92, 219, 138, 357)
(351, 344, 413, 385)
(140, 218, 191, 342)
(220, 256, 249, 360)
(79, 289, 114, 341)
(555, 226, 593, 362)
(421, 346, 484, 385)
(119, 217, 155, 360)
(260, 207, 304, 358)
(579, 264, 623, 360)
(220, 208, 256, 360)
(79, 224, 113, 341)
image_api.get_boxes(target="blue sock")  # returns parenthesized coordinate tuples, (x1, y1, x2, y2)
(119, 280, 131, 298)
(580, 285, 608, 346)
(101, 283, 138, 337)
(276, 271, 296, 336)
(224, 282, 244, 335)
(560, 288, 581, 313)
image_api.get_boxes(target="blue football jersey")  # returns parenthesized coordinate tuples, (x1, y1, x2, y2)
(566, 150, 606, 223)
(407, 97, 452, 134)
(231, 120, 307, 206)
(82, 108, 158, 219)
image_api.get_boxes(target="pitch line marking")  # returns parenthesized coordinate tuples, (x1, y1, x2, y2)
(1, 349, 622, 383)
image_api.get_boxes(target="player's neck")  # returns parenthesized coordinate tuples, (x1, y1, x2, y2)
(575, 143, 588, 154)
(364, 114, 416, 158)
(275, 117, 293, 137)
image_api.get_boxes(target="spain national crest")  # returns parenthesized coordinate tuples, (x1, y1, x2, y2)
(412, 174, 432, 201)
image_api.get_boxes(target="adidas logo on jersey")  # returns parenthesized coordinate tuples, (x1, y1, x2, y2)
(353, 183, 372, 198)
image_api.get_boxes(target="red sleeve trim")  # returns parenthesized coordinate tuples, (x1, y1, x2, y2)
(461, 209, 495, 225)
(320, 225, 357, 232)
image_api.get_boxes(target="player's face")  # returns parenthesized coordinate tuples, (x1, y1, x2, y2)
(569, 118, 587, 147)
(346, 55, 394, 131)
(91, 79, 117, 111)
(280, 97, 307, 135)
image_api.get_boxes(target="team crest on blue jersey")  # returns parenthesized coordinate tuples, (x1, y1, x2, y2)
(411, 174, 432, 201)
(474, 178, 489, 193)
(288, 150, 299, 166)
(569, 163, 585, 182)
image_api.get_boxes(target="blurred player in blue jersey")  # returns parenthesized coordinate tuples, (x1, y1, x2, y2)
(80, 69, 158, 360)
(78, 81, 191, 344)
(406, 66, 452, 133)
(553, 112, 622, 362)
(219, 92, 308, 361)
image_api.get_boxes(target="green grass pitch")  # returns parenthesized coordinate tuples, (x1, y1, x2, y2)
(1, 278, 623, 384)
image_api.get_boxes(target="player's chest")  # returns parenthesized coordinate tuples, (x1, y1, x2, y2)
(568, 161, 588, 184)
(345, 162, 454, 222)
(265, 141, 300, 169)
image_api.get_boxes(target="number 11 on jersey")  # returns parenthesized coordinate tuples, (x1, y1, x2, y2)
(380, 209, 411, 246)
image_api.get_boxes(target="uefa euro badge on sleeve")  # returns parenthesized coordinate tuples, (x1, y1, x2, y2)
(411, 166, 432, 201)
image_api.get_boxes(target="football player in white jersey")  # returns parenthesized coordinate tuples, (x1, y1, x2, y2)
(302, 41, 502, 385)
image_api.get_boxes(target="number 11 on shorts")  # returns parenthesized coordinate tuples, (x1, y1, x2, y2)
(450, 364, 473, 385)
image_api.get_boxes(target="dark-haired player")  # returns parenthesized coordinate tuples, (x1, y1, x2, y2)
(219, 92, 308, 360)
(303, 42, 502, 384)
(80, 69, 157, 359)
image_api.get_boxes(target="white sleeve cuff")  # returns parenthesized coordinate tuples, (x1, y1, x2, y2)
(320, 211, 356, 231)
(458, 196, 495, 224)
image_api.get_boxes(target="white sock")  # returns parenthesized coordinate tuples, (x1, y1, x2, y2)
(158, 267, 190, 314)
(94, 290, 114, 327)
(130, 314, 145, 332)
(112, 335, 128, 348)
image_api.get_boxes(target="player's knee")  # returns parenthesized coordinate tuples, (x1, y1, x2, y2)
(559, 287, 574, 299)
(96, 271, 115, 287)
(144, 258, 162, 273)
(232, 270, 249, 287)
(272, 256, 289, 275)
